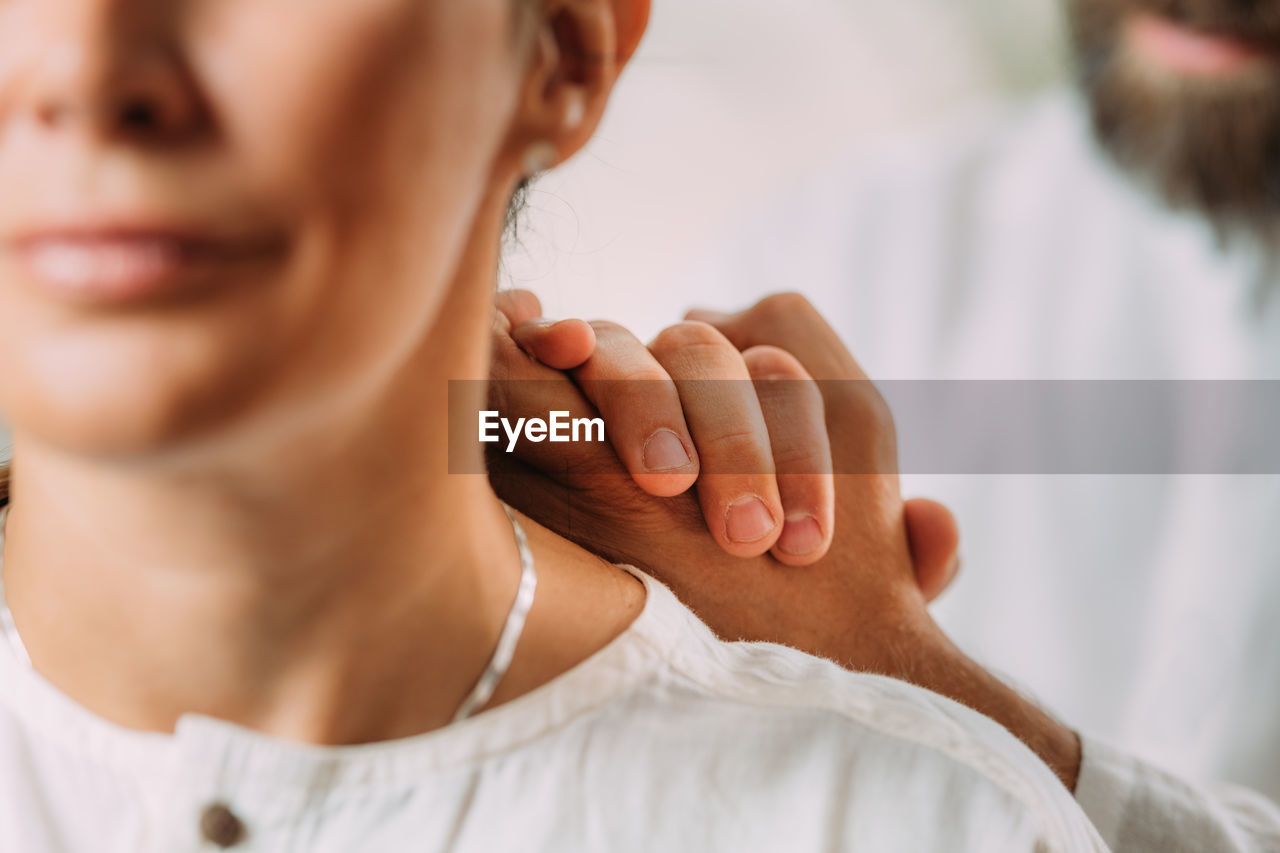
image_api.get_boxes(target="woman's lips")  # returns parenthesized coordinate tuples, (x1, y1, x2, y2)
(1127, 11, 1277, 76)
(4, 229, 285, 304)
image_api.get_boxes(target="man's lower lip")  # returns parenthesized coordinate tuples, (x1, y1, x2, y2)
(1126, 12, 1275, 76)
(6, 238, 279, 304)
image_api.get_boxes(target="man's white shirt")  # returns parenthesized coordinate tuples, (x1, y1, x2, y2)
(678, 89, 1280, 850)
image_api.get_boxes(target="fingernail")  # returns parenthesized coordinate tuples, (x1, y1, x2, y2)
(725, 496, 777, 543)
(776, 514, 824, 556)
(642, 429, 691, 472)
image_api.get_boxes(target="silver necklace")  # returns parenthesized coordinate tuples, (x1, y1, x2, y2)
(453, 502, 538, 722)
(0, 502, 538, 725)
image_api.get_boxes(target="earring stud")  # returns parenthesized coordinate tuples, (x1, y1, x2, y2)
(522, 141, 559, 177)
(563, 96, 586, 131)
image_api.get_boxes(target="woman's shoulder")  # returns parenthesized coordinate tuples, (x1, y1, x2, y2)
(623, 567, 990, 751)
(606, 568, 1103, 851)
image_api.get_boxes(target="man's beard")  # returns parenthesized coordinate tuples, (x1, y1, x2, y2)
(1068, 0, 1280, 228)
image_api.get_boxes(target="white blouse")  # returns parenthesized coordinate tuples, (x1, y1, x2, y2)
(0, 518, 1105, 852)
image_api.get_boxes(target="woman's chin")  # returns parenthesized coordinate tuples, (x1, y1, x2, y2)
(10, 397, 244, 466)
(4, 342, 267, 465)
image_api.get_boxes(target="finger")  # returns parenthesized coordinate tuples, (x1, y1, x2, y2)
(686, 292, 866, 380)
(495, 288, 544, 329)
(511, 318, 597, 370)
(571, 321, 698, 497)
(485, 378, 619, 485)
(495, 288, 595, 370)
(649, 321, 783, 557)
(741, 346, 835, 565)
(903, 497, 961, 602)
(688, 293, 896, 477)
(488, 323, 624, 486)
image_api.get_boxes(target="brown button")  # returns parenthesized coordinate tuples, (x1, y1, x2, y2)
(199, 802, 247, 848)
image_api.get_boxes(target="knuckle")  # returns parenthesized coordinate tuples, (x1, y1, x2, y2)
(742, 345, 806, 379)
(580, 352, 668, 385)
(752, 292, 814, 323)
(578, 364, 670, 391)
(702, 430, 773, 470)
(752, 370, 825, 418)
(588, 319, 632, 340)
(771, 444, 831, 474)
(650, 321, 732, 357)
(616, 367, 672, 385)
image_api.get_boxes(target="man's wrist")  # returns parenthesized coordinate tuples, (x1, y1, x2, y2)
(846, 620, 1082, 791)
(921, 643, 1082, 790)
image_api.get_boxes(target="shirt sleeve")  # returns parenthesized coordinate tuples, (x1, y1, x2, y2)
(1074, 735, 1280, 852)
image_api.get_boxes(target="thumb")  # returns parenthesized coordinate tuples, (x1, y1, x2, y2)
(903, 497, 961, 603)
(510, 318, 597, 370)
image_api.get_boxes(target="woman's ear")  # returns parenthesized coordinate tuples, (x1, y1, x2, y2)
(612, 0, 651, 66)
(509, 0, 650, 176)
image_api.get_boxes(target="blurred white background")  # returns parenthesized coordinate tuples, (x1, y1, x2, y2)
(504, 0, 1066, 338)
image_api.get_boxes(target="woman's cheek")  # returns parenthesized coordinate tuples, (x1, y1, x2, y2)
(192, 2, 430, 180)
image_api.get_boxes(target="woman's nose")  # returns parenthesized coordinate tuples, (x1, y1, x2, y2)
(17, 5, 204, 143)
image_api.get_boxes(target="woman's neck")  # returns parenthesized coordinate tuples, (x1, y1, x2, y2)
(0, 250, 645, 744)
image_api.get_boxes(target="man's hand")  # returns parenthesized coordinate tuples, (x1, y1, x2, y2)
(491, 289, 838, 564)
(489, 290, 954, 659)
(489, 289, 1083, 791)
